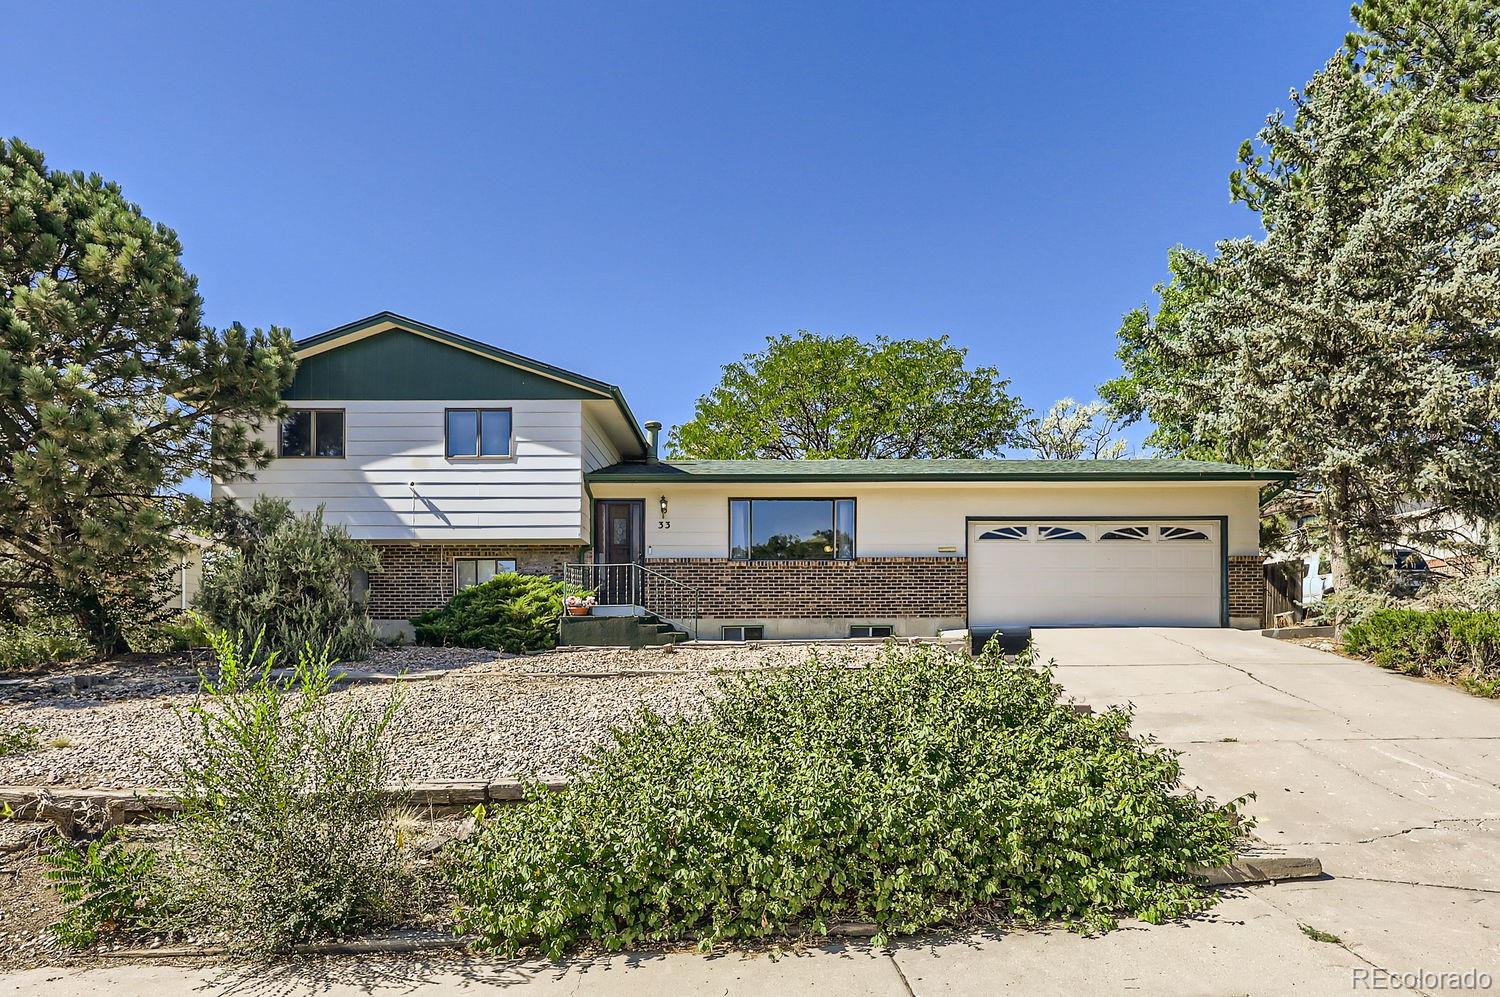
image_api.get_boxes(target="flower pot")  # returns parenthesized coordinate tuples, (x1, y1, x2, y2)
(566, 606, 591, 617)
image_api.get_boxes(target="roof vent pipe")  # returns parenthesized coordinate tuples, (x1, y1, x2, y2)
(644, 421, 661, 463)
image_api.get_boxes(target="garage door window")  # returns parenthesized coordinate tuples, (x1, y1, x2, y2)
(978, 526, 1028, 541)
(1038, 526, 1087, 541)
(1160, 526, 1210, 541)
(1100, 526, 1150, 541)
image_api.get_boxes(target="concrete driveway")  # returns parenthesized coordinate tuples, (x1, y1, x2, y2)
(6, 628, 1498, 996)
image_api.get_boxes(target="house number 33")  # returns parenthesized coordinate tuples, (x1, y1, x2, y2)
(657, 520, 671, 529)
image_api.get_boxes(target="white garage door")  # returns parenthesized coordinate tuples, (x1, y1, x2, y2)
(968, 520, 1223, 628)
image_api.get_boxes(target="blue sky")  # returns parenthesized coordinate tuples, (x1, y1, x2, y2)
(11, 1, 1355, 453)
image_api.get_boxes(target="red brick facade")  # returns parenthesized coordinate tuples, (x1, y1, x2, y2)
(642, 557, 967, 620)
(365, 544, 1264, 626)
(1227, 555, 1266, 623)
(366, 543, 580, 619)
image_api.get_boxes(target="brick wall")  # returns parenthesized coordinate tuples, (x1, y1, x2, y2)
(1227, 555, 1266, 622)
(643, 557, 967, 619)
(366, 543, 580, 619)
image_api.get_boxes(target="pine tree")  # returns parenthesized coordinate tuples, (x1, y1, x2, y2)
(1160, 64, 1500, 585)
(0, 139, 296, 651)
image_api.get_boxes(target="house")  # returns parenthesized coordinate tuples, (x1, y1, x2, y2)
(215, 313, 1293, 641)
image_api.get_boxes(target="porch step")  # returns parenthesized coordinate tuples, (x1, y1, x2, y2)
(559, 612, 689, 648)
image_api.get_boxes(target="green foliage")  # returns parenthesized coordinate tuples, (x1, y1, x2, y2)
(1100, 247, 1233, 461)
(1017, 398, 1128, 460)
(161, 628, 414, 952)
(0, 139, 297, 652)
(449, 644, 1248, 957)
(412, 572, 576, 653)
(1107, 6, 1500, 587)
(42, 830, 160, 949)
(194, 497, 378, 661)
(1342, 609, 1500, 695)
(0, 720, 39, 757)
(1299, 922, 1343, 945)
(0, 615, 93, 669)
(668, 332, 1025, 459)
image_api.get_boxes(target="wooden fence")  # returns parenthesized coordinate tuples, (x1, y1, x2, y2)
(1263, 559, 1308, 627)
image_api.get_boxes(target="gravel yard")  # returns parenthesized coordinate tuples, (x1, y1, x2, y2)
(0, 642, 895, 790)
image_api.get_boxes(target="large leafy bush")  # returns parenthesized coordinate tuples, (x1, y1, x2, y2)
(194, 496, 378, 660)
(449, 643, 1248, 956)
(1342, 608, 1500, 696)
(412, 572, 575, 652)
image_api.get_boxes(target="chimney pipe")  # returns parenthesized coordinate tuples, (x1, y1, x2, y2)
(644, 421, 662, 463)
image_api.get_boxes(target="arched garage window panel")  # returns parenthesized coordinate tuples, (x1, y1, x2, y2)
(1160, 526, 1210, 541)
(1100, 526, 1150, 541)
(1038, 526, 1087, 541)
(978, 526, 1028, 541)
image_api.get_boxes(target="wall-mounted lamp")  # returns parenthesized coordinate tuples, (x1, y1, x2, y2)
(659, 495, 669, 519)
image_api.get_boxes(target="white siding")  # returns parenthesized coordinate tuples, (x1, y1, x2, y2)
(581, 408, 624, 473)
(215, 399, 588, 542)
(589, 480, 1265, 559)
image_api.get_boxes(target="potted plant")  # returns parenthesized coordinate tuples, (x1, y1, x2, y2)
(564, 594, 596, 617)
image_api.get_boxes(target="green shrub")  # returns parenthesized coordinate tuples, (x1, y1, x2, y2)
(1302, 587, 1394, 628)
(0, 616, 94, 669)
(0, 721, 40, 757)
(160, 628, 416, 952)
(194, 496, 378, 661)
(449, 643, 1249, 956)
(43, 829, 161, 949)
(1343, 608, 1500, 693)
(412, 572, 578, 653)
(122, 613, 214, 654)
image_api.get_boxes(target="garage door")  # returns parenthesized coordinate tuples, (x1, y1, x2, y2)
(968, 520, 1223, 628)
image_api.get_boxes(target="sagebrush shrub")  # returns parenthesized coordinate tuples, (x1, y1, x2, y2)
(161, 628, 416, 951)
(412, 572, 578, 652)
(194, 496, 378, 660)
(449, 643, 1249, 956)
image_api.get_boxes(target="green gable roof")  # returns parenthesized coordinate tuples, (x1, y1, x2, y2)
(287, 312, 648, 452)
(588, 458, 1294, 483)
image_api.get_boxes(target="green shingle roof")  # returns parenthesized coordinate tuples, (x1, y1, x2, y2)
(588, 458, 1294, 483)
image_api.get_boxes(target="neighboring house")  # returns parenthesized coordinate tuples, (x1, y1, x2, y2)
(216, 313, 1292, 640)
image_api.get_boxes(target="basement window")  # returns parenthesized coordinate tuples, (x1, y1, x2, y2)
(278, 409, 345, 458)
(722, 625, 764, 641)
(456, 558, 517, 589)
(849, 625, 893, 638)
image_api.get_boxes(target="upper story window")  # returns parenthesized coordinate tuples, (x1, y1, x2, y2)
(729, 498, 855, 560)
(446, 408, 512, 459)
(279, 409, 344, 458)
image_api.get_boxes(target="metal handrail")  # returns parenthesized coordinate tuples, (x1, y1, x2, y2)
(562, 561, 700, 641)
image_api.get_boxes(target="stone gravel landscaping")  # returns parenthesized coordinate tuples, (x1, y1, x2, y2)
(0, 642, 895, 790)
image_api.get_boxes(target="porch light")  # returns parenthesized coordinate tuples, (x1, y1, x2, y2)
(659, 495, 669, 519)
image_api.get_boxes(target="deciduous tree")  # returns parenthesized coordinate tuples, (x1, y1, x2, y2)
(668, 332, 1024, 459)
(1017, 398, 1128, 460)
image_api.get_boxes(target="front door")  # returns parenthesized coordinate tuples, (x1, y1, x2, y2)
(594, 499, 644, 605)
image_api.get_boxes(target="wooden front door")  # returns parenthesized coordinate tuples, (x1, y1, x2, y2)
(593, 499, 644, 604)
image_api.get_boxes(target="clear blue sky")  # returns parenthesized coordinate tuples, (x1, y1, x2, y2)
(11, 1, 1355, 453)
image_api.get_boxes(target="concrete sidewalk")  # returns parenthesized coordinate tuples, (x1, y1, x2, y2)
(5, 628, 1497, 995)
